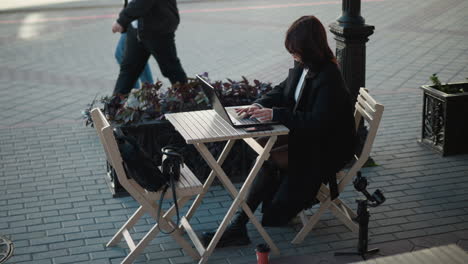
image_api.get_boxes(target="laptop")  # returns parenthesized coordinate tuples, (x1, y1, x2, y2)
(196, 75, 278, 128)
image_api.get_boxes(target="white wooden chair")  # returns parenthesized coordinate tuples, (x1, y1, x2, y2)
(91, 108, 203, 263)
(291, 88, 384, 244)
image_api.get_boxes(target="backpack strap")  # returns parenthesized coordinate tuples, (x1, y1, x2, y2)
(157, 147, 183, 234)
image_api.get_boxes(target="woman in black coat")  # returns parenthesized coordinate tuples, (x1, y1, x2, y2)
(202, 15, 357, 247)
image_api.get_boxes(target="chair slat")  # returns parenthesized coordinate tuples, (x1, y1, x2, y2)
(357, 95, 376, 115)
(355, 103, 374, 122)
(358, 88, 377, 107)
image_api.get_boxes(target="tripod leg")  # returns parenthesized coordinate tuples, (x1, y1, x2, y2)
(335, 200, 380, 260)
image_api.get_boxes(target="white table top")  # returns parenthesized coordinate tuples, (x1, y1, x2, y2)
(165, 110, 289, 144)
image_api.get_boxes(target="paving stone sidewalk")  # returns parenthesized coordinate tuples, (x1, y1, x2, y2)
(1, 0, 467, 263)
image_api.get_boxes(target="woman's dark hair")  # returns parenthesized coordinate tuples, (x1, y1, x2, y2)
(285, 16, 337, 68)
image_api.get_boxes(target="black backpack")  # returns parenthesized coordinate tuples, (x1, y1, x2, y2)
(114, 128, 183, 233)
(114, 128, 168, 192)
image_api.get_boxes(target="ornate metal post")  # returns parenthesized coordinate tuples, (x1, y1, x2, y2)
(330, 0, 374, 100)
(330, 0, 375, 157)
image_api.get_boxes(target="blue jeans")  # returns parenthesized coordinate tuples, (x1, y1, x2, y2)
(115, 33, 154, 89)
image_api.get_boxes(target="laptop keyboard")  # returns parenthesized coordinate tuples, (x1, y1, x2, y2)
(226, 108, 260, 125)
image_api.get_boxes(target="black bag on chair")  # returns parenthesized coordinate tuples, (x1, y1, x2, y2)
(114, 128, 183, 233)
(114, 128, 168, 192)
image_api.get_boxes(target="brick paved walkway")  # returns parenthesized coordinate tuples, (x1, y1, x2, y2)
(0, 0, 467, 263)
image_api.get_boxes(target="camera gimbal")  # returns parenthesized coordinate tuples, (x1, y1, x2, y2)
(335, 171, 386, 260)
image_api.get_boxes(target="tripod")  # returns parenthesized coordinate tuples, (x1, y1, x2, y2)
(335, 172, 385, 260)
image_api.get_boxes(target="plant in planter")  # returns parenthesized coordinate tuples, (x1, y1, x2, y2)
(419, 74, 468, 156)
(84, 74, 273, 196)
(84, 73, 273, 126)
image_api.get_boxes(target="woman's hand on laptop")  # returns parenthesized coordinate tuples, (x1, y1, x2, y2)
(235, 105, 260, 118)
(250, 108, 273, 123)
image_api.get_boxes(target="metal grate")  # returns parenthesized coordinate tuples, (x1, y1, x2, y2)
(0, 236, 14, 264)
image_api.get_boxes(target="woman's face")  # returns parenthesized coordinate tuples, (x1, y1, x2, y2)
(291, 53, 302, 63)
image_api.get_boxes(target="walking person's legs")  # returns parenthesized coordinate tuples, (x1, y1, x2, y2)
(115, 33, 141, 89)
(144, 32, 187, 85)
(139, 63, 154, 86)
(114, 33, 126, 63)
(114, 27, 151, 95)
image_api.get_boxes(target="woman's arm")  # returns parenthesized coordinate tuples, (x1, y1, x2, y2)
(254, 78, 288, 108)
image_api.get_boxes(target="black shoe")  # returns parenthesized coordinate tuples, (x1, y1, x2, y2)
(201, 223, 250, 248)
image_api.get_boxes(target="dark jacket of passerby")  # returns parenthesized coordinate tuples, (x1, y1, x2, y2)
(117, 0, 180, 38)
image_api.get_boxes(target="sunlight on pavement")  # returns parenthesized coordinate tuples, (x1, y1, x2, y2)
(0, 0, 86, 11)
(17, 13, 45, 39)
(0, 0, 385, 25)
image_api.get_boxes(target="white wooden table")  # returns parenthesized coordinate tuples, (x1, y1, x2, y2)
(166, 109, 289, 264)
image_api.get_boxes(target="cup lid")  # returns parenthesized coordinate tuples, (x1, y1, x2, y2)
(256, 243, 270, 253)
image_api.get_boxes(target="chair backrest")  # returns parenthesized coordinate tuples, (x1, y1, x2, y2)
(337, 88, 384, 192)
(90, 108, 149, 199)
(353, 88, 384, 164)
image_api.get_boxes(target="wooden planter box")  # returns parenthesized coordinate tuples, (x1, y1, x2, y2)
(419, 82, 468, 156)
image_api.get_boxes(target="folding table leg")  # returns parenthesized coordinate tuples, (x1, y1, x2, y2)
(194, 136, 280, 264)
(199, 193, 245, 264)
(185, 139, 236, 221)
(236, 136, 279, 255)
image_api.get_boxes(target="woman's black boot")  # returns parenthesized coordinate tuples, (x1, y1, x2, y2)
(200, 163, 278, 248)
(201, 211, 250, 248)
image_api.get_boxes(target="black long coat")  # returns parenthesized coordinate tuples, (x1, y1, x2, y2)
(254, 61, 357, 225)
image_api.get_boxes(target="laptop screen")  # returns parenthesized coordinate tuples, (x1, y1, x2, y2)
(196, 75, 234, 125)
